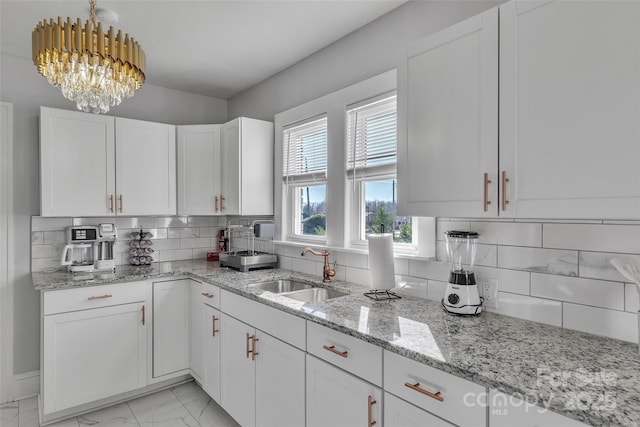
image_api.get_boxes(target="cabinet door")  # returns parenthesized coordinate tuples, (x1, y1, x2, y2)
(220, 119, 241, 215)
(238, 118, 274, 216)
(202, 304, 221, 403)
(306, 355, 382, 427)
(489, 390, 589, 427)
(255, 331, 305, 427)
(220, 313, 255, 427)
(40, 107, 115, 217)
(177, 125, 222, 215)
(189, 281, 204, 381)
(397, 8, 498, 218)
(500, 1, 640, 219)
(42, 302, 147, 414)
(115, 117, 176, 215)
(153, 280, 189, 378)
(385, 393, 455, 427)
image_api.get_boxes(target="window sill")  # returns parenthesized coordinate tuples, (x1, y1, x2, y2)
(273, 240, 436, 262)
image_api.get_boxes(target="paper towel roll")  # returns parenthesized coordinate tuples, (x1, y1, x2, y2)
(368, 234, 395, 290)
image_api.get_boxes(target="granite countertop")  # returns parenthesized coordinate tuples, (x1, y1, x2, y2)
(33, 260, 640, 426)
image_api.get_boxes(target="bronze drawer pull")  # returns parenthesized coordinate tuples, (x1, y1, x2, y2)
(212, 316, 219, 337)
(87, 294, 112, 300)
(368, 395, 377, 426)
(323, 344, 348, 358)
(201, 292, 214, 299)
(483, 172, 492, 212)
(405, 382, 444, 402)
(501, 170, 510, 211)
(141, 305, 145, 325)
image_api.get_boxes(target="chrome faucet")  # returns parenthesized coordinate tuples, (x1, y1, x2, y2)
(301, 248, 336, 282)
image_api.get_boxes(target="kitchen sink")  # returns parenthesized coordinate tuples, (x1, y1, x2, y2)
(248, 279, 313, 293)
(281, 287, 347, 304)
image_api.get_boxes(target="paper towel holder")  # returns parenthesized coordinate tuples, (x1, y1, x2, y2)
(364, 224, 401, 301)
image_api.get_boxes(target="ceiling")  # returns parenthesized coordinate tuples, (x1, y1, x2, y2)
(0, 0, 406, 99)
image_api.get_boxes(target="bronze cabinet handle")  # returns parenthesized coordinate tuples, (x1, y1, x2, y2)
(141, 305, 145, 325)
(214, 195, 219, 213)
(323, 344, 348, 358)
(109, 194, 114, 213)
(201, 292, 214, 299)
(119, 194, 123, 213)
(483, 172, 492, 212)
(246, 332, 251, 358)
(212, 316, 219, 337)
(88, 294, 112, 300)
(501, 170, 510, 211)
(251, 335, 259, 360)
(404, 382, 444, 402)
(368, 395, 377, 427)
(220, 195, 225, 211)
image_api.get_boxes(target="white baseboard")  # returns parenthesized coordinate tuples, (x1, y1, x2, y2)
(9, 370, 40, 401)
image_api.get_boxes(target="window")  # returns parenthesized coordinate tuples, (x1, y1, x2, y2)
(347, 94, 417, 248)
(283, 116, 327, 238)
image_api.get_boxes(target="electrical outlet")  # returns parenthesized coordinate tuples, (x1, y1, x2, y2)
(480, 279, 498, 309)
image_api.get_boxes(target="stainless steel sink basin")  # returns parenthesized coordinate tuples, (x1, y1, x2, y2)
(281, 287, 347, 303)
(248, 280, 313, 293)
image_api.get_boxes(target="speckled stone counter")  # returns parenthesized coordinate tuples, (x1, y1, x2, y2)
(33, 260, 640, 426)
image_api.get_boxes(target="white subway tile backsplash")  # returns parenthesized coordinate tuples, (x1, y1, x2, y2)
(626, 284, 639, 313)
(531, 273, 624, 311)
(543, 223, 640, 253)
(436, 241, 496, 267)
(152, 239, 181, 251)
(475, 266, 530, 295)
(341, 252, 369, 270)
(114, 217, 155, 229)
(188, 216, 217, 227)
(436, 220, 471, 241)
(168, 227, 199, 239)
(394, 258, 409, 275)
(490, 292, 562, 327)
(199, 227, 220, 238)
(278, 255, 292, 271)
(31, 257, 62, 272)
(395, 276, 428, 299)
(409, 259, 449, 282)
(345, 266, 371, 287)
(32, 245, 54, 259)
(471, 221, 542, 247)
(153, 216, 188, 228)
(32, 217, 72, 232)
(72, 217, 114, 226)
(563, 303, 638, 343)
(155, 249, 193, 262)
(31, 232, 43, 245)
(498, 246, 578, 276)
(290, 257, 317, 275)
(180, 238, 213, 249)
(43, 231, 66, 244)
(579, 251, 630, 282)
(426, 280, 448, 302)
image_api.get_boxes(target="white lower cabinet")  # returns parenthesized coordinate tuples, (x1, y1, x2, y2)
(202, 303, 221, 403)
(306, 355, 382, 427)
(42, 283, 148, 415)
(385, 392, 455, 427)
(220, 312, 305, 427)
(152, 279, 190, 379)
(489, 390, 589, 427)
(189, 280, 204, 381)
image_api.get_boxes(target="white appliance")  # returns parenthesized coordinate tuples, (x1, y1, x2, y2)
(441, 231, 483, 315)
(96, 223, 117, 272)
(60, 226, 98, 273)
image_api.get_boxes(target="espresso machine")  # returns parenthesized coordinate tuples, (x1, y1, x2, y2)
(96, 223, 117, 272)
(442, 230, 483, 315)
(60, 226, 99, 272)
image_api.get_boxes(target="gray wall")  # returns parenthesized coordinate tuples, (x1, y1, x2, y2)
(227, 1, 501, 121)
(1, 53, 227, 376)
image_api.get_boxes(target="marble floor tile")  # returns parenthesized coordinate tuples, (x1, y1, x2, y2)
(128, 389, 199, 427)
(172, 382, 209, 407)
(18, 397, 38, 414)
(17, 408, 39, 427)
(183, 397, 239, 427)
(1, 402, 19, 427)
(78, 402, 140, 426)
(46, 417, 80, 427)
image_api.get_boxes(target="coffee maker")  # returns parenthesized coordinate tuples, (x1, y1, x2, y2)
(442, 230, 483, 315)
(96, 223, 117, 272)
(60, 226, 99, 272)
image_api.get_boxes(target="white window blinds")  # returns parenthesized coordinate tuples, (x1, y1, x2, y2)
(347, 94, 397, 178)
(283, 116, 328, 183)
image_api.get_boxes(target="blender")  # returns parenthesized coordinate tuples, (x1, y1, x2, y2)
(442, 230, 483, 315)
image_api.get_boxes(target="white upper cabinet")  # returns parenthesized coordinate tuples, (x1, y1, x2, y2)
(39, 107, 176, 217)
(177, 125, 222, 215)
(115, 118, 176, 216)
(40, 107, 115, 217)
(397, 7, 498, 218)
(500, 0, 640, 219)
(220, 117, 274, 216)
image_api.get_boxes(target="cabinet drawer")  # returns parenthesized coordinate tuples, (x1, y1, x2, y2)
(43, 281, 148, 315)
(307, 321, 382, 386)
(384, 350, 487, 427)
(221, 289, 305, 349)
(199, 282, 220, 309)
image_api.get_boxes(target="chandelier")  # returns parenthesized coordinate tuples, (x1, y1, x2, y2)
(32, 0, 145, 114)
